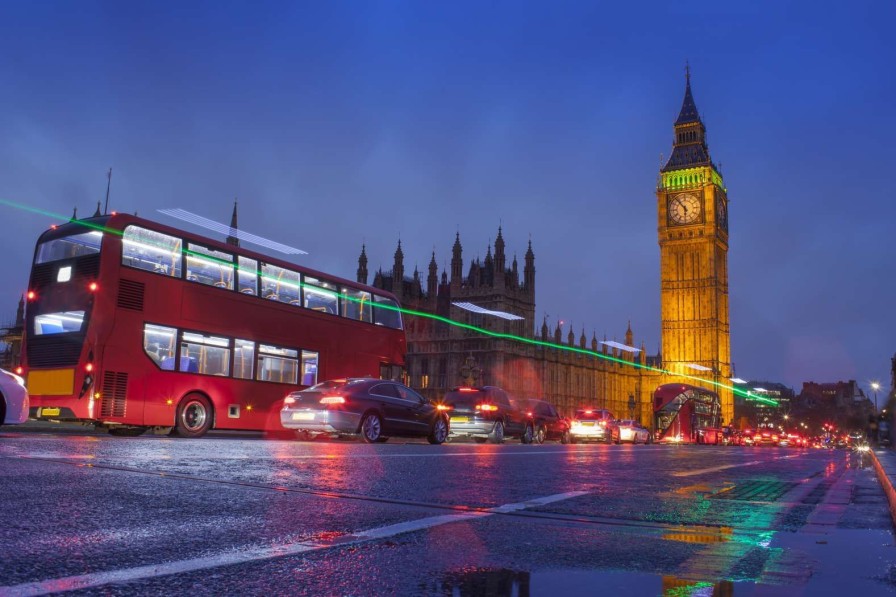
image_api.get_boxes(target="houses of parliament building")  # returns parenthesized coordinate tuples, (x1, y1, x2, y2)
(363, 71, 734, 425)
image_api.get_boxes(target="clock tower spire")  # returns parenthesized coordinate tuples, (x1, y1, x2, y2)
(657, 68, 733, 424)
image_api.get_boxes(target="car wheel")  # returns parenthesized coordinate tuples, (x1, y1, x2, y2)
(560, 430, 571, 444)
(171, 394, 213, 438)
(428, 417, 449, 445)
(521, 423, 534, 444)
(488, 420, 505, 444)
(108, 426, 147, 437)
(360, 412, 383, 443)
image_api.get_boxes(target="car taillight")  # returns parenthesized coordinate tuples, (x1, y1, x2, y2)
(598, 420, 606, 427)
(15, 366, 23, 375)
(27, 291, 36, 301)
(283, 396, 296, 405)
(320, 396, 346, 405)
(436, 404, 452, 411)
(88, 282, 98, 292)
(476, 404, 498, 412)
(458, 387, 478, 393)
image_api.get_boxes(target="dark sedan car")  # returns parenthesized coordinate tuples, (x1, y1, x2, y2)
(280, 378, 450, 444)
(441, 386, 534, 443)
(518, 398, 570, 444)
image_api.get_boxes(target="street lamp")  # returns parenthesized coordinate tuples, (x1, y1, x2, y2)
(871, 382, 881, 413)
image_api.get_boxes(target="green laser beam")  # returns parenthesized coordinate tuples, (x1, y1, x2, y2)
(23, 211, 778, 406)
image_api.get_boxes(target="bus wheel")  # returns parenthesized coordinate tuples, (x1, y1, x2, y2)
(108, 426, 147, 437)
(360, 412, 383, 443)
(173, 394, 213, 438)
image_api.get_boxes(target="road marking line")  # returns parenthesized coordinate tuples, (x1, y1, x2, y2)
(0, 491, 587, 597)
(672, 453, 805, 477)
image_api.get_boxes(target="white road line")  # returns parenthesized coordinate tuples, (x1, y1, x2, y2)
(0, 491, 587, 597)
(672, 453, 806, 477)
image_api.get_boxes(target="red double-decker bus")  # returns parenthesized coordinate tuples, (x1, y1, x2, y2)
(22, 213, 406, 438)
(653, 383, 723, 444)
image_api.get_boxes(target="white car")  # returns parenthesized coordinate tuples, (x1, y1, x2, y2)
(1, 368, 29, 425)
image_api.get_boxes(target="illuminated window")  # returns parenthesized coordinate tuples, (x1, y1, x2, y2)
(304, 277, 338, 314)
(238, 256, 258, 295)
(341, 287, 372, 323)
(33, 311, 85, 335)
(373, 295, 402, 330)
(122, 226, 182, 278)
(234, 339, 255, 379)
(260, 263, 300, 304)
(257, 344, 298, 384)
(144, 324, 176, 367)
(35, 231, 103, 264)
(180, 331, 231, 376)
(301, 350, 318, 385)
(186, 244, 234, 290)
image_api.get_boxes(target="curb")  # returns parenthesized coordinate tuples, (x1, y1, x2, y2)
(870, 449, 896, 527)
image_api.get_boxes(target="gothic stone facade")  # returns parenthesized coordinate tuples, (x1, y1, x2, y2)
(359, 229, 660, 424)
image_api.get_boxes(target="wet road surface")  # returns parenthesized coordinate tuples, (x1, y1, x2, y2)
(1, 428, 894, 596)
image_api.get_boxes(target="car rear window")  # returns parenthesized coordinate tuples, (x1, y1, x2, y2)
(574, 410, 611, 420)
(444, 389, 486, 407)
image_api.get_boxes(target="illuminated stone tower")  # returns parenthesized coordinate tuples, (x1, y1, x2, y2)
(657, 68, 733, 423)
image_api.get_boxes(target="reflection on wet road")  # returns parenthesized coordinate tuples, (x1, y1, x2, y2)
(0, 429, 894, 595)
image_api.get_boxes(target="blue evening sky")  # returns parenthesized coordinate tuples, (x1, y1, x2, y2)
(1, 1, 894, 393)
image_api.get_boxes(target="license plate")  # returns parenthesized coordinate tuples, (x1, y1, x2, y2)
(580, 421, 594, 426)
(291, 412, 315, 421)
(450, 416, 469, 424)
(41, 407, 61, 417)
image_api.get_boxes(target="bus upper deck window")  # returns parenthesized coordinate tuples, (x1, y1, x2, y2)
(35, 231, 103, 264)
(122, 226, 182, 278)
(373, 295, 403, 330)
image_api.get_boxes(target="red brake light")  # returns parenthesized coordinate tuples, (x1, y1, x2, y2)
(89, 282, 98, 292)
(27, 291, 36, 301)
(584, 410, 593, 414)
(476, 403, 498, 412)
(283, 396, 296, 405)
(320, 396, 345, 405)
(85, 363, 94, 372)
(436, 404, 451, 411)
(14, 366, 23, 375)
(458, 387, 478, 393)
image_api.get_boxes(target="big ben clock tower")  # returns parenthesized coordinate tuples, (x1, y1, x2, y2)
(657, 68, 733, 424)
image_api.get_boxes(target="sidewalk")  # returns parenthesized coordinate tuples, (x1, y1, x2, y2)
(870, 448, 896, 526)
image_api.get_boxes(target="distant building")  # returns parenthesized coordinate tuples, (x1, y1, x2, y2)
(793, 380, 874, 431)
(732, 380, 794, 429)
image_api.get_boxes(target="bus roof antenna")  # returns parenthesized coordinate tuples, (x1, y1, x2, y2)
(103, 168, 112, 215)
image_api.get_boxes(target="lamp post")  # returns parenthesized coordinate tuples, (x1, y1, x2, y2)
(872, 382, 881, 413)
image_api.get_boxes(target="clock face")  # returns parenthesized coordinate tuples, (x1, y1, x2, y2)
(716, 194, 728, 231)
(668, 193, 701, 225)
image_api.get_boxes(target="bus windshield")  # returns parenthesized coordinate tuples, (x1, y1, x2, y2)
(35, 231, 103, 264)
